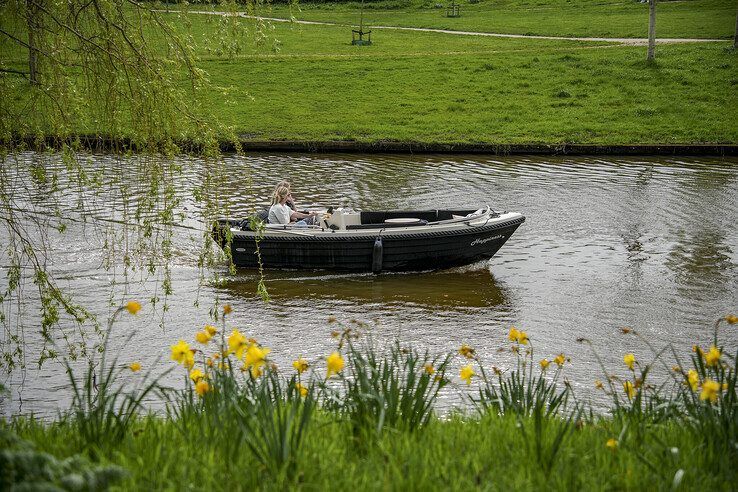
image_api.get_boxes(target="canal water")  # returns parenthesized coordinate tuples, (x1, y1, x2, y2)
(1, 152, 737, 417)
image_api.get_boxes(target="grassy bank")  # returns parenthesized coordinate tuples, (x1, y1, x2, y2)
(2, 309, 737, 490)
(242, 0, 737, 39)
(2, 1, 737, 146)
(5, 411, 735, 490)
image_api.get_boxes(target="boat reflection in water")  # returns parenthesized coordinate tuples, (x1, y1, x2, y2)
(217, 266, 514, 313)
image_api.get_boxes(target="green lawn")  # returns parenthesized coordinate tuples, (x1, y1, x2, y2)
(5, 411, 736, 490)
(2, 2, 737, 146)
(190, 0, 736, 39)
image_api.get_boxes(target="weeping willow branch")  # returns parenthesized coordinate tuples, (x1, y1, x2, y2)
(0, 0, 272, 373)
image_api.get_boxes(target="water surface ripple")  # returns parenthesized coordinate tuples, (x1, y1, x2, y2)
(1, 153, 737, 416)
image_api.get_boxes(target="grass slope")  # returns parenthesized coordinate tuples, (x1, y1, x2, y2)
(2, 2, 737, 145)
(7, 410, 736, 490)
(204, 0, 736, 39)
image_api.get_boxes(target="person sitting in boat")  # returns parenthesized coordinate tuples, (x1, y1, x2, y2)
(268, 183, 318, 226)
(274, 180, 297, 211)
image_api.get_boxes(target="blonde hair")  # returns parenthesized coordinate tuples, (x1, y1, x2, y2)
(271, 183, 291, 205)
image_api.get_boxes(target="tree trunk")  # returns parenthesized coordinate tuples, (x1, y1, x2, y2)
(27, 0, 39, 85)
(647, 0, 656, 61)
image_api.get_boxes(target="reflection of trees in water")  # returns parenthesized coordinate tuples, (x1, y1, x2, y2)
(666, 230, 735, 292)
(217, 268, 514, 314)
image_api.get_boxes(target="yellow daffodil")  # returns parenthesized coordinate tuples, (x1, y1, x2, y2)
(508, 327, 520, 342)
(244, 344, 271, 376)
(190, 368, 205, 382)
(606, 438, 618, 450)
(227, 329, 248, 359)
(125, 300, 141, 315)
(624, 381, 635, 400)
(554, 354, 566, 366)
(700, 379, 720, 403)
(540, 359, 550, 370)
(129, 362, 141, 372)
(171, 340, 194, 368)
(204, 325, 218, 336)
(326, 352, 345, 378)
(424, 363, 435, 375)
(623, 353, 635, 371)
(206, 358, 214, 368)
(195, 331, 211, 344)
(704, 345, 721, 367)
(692, 345, 703, 356)
(223, 304, 232, 315)
(459, 344, 475, 359)
(687, 369, 699, 391)
(293, 358, 309, 374)
(672, 365, 682, 373)
(295, 383, 308, 398)
(725, 314, 737, 324)
(595, 379, 604, 390)
(460, 365, 475, 385)
(195, 380, 210, 397)
(327, 316, 337, 324)
(517, 331, 529, 345)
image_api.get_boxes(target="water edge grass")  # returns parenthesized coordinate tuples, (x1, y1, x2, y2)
(2, 310, 737, 490)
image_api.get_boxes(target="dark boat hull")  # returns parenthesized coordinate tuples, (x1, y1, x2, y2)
(215, 215, 524, 272)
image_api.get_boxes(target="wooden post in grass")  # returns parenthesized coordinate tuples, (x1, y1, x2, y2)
(734, 4, 738, 49)
(647, 0, 656, 61)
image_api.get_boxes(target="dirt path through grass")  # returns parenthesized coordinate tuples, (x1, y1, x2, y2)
(172, 9, 726, 46)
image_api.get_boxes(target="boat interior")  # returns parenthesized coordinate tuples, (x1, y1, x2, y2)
(233, 207, 497, 232)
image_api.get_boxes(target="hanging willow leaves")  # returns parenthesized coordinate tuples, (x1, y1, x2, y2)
(0, 0, 270, 372)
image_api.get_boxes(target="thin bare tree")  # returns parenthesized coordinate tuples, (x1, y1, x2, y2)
(647, 0, 657, 61)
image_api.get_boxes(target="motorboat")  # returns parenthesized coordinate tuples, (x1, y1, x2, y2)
(213, 206, 525, 273)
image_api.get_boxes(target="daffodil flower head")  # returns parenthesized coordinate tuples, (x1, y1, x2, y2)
(205, 325, 218, 336)
(704, 345, 721, 367)
(171, 340, 193, 366)
(460, 365, 475, 385)
(687, 369, 699, 391)
(295, 382, 308, 398)
(459, 344, 475, 359)
(725, 314, 738, 325)
(326, 352, 345, 378)
(623, 380, 635, 400)
(539, 358, 550, 370)
(293, 358, 309, 374)
(195, 380, 210, 397)
(244, 344, 270, 369)
(700, 379, 720, 403)
(606, 438, 618, 450)
(623, 353, 635, 371)
(129, 362, 141, 372)
(424, 363, 435, 375)
(195, 331, 211, 344)
(125, 300, 142, 315)
(228, 329, 248, 358)
(595, 379, 604, 390)
(508, 327, 520, 343)
(554, 353, 566, 366)
(223, 304, 232, 315)
(190, 368, 206, 382)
